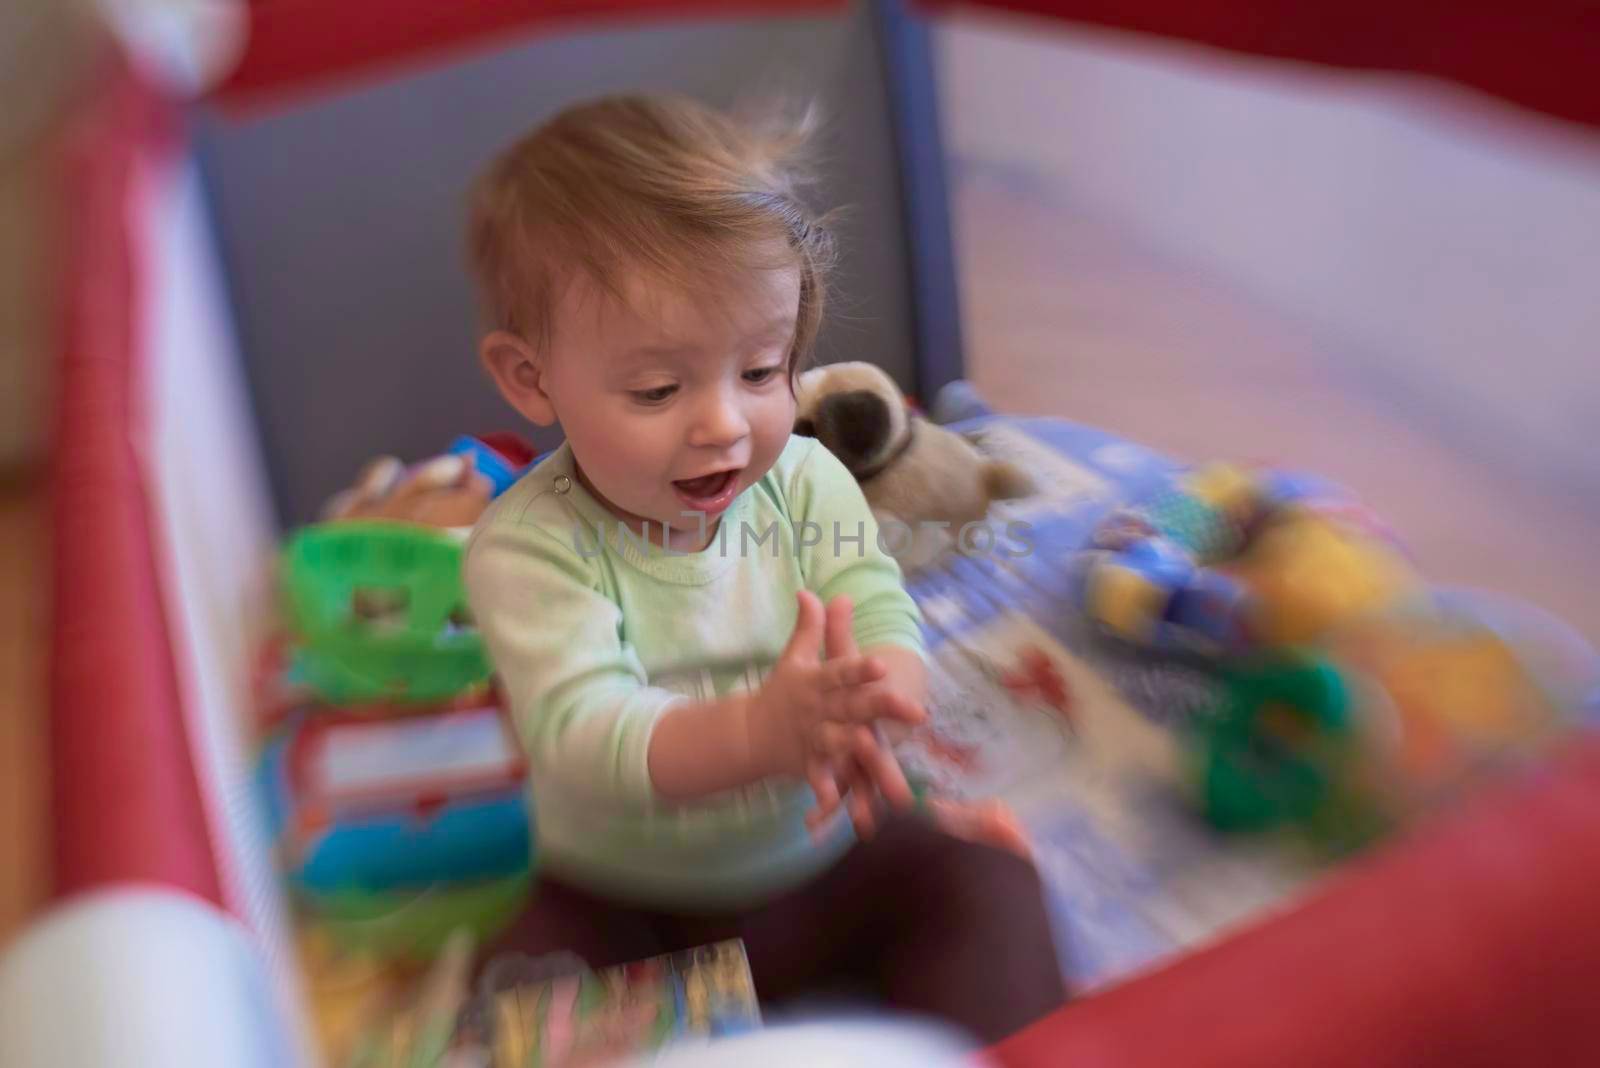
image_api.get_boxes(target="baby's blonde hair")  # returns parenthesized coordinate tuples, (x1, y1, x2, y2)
(466, 93, 837, 379)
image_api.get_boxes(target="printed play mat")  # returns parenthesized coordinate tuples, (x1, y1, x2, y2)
(897, 604, 1313, 989)
(891, 416, 1600, 990)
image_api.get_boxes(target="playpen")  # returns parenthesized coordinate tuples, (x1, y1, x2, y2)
(8, 1, 1600, 1064)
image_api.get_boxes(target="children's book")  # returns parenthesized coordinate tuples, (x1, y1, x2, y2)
(456, 940, 762, 1068)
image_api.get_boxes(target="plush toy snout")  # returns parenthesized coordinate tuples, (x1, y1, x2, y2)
(804, 390, 894, 472)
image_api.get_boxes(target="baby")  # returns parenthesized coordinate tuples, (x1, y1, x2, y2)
(462, 93, 1065, 1043)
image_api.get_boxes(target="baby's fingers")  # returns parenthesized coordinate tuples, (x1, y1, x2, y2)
(780, 590, 826, 665)
(817, 655, 886, 692)
(807, 797, 846, 836)
(824, 595, 859, 661)
(852, 725, 915, 812)
(811, 721, 860, 762)
(838, 687, 927, 728)
(805, 758, 844, 837)
(845, 771, 879, 840)
(829, 746, 892, 841)
(806, 757, 841, 813)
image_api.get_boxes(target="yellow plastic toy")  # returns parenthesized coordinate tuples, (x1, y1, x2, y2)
(1325, 608, 1563, 806)
(1183, 462, 1260, 527)
(1220, 508, 1421, 647)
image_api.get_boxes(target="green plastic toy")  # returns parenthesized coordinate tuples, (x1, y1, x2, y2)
(1190, 652, 1388, 853)
(303, 871, 532, 963)
(281, 521, 491, 703)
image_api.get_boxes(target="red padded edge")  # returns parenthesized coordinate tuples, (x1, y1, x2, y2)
(214, 0, 847, 112)
(48, 59, 225, 909)
(988, 734, 1600, 1067)
(923, 0, 1600, 131)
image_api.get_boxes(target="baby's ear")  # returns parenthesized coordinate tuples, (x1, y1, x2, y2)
(480, 331, 556, 426)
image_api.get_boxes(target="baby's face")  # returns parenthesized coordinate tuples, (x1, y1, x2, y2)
(541, 264, 801, 545)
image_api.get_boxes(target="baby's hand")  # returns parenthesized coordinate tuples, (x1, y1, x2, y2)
(801, 595, 924, 839)
(748, 592, 924, 802)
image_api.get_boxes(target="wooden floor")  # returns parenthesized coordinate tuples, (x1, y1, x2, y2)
(951, 161, 1600, 644)
(0, 476, 49, 949)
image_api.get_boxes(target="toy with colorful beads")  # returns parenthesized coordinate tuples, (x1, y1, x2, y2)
(1072, 462, 1416, 655)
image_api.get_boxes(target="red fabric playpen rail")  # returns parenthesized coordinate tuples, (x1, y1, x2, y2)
(47, 5, 1600, 1066)
(924, 0, 1600, 131)
(50, 62, 223, 911)
(217, 0, 1600, 131)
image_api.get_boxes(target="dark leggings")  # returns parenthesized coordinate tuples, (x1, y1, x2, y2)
(479, 816, 1069, 1043)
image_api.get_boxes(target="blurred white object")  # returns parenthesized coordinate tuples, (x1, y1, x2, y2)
(96, 0, 248, 96)
(635, 1016, 982, 1068)
(0, 888, 303, 1067)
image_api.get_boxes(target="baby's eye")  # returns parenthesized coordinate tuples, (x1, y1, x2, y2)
(743, 365, 783, 385)
(631, 385, 678, 405)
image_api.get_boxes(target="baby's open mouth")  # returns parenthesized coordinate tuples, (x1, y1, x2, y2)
(672, 469, 740, 514)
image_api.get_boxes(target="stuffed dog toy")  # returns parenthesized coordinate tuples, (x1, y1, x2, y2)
(794, 362, 1033, 550)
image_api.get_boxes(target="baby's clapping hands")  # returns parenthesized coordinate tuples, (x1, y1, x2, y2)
(746, 591, 927, 838)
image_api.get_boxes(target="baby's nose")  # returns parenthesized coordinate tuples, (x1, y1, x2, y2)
(692, 393, 750, 446)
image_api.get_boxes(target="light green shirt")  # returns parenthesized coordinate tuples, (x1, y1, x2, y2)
(463, 434, 925, 912)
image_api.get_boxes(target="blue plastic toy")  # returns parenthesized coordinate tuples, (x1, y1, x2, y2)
(449, 433, 539, 498)
(257, 703, 533, 895)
